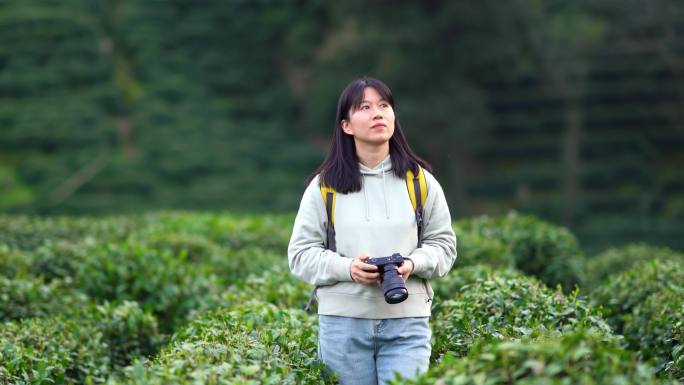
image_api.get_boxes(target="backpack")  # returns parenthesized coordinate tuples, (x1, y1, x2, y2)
(321, 166, 428, 251)
(304, 166, 428, 312)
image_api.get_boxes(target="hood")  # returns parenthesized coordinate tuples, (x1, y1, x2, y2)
(359, 154, 393, 176)
(359, 154, 392, 221)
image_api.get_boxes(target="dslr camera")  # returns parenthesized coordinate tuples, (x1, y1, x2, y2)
(366, 253, 409, 304)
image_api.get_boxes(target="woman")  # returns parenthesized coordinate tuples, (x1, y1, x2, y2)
(288, 77, 457, 385)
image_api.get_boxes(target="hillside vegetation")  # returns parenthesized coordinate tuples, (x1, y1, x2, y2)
(0, 212, 682, 384)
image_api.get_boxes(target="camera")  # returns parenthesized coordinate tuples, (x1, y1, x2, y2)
(366, 253, 409, 304)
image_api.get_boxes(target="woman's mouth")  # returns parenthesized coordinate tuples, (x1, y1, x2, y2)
(371, 123, 386, 129)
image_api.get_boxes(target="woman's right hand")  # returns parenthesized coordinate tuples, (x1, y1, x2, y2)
(350, 255, 379, 285)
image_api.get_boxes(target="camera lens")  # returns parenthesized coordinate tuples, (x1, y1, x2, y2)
(385, 287, 408, 304)
(380, 264, 408, 304)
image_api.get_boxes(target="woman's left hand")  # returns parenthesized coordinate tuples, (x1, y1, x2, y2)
(398, 258, 414, 282)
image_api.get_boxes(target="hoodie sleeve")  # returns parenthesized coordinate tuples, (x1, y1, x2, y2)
(288, 176, 354, 286)
(408, 171, 457, 279)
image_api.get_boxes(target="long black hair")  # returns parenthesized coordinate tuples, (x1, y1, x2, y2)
(307, 77, 432, 193)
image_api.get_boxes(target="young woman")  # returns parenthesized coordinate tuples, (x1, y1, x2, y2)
(288, 77, 457, 385)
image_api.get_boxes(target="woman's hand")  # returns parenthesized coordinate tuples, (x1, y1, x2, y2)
(350, 255, 379, 285)
(397, 258, 414, 282)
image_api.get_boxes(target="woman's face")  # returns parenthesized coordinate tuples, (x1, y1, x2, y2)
(341, 87, 395, 147)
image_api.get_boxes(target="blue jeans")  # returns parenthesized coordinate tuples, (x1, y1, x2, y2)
(318, 315, 431, 385)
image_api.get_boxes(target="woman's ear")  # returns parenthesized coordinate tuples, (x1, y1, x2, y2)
(341, 120, 352, 135)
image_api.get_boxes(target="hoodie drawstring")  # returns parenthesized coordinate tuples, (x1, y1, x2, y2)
(381, 161, 389, 219)
(360, 155, 391, 222)
(363, 174, 370, 221)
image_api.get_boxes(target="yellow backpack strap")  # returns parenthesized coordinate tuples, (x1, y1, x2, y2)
(319, 185, 337, 252)
(306, 183, 338, 313)
(405, 166, 427, 247)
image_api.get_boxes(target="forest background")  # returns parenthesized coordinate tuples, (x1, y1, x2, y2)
(1, 0, 683, 253)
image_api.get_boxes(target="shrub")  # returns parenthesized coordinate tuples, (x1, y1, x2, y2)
(591, 259, 684, 333)
(145, 232, 223, 263)
(0, 276, 88, 322)
(0, 243, 31, 278)
(585, 243, 684, 289)
(0, 301, 161, 385)
(399, 329, 674, 385)
(17, 239, 223, 331)
(431, 264, 523, 303)
(623, 286, 684, 381)
(213, 246, 288, 281)
(0, 214, 135, 251)
(27, 239, 91, 282)
(453, 212, 585, 292)
(110, 301, 332, 385)
(452, 223, 516, 268)
(68, 242, 222, 331)
(432, 268, 612, 361)
(218, 266, 313, 311)
(131, 212, 294, 253)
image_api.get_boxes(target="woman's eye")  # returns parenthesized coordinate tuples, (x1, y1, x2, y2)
(361, 105, 370, 110)
(381, 103, 389, 108)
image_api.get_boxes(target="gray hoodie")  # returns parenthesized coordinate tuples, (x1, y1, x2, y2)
(288, 155, 457, 318)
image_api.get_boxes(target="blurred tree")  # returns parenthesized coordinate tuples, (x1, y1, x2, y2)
(0, 0, 682, 251)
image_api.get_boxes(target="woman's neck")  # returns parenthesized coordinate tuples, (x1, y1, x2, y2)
(355, 142, 390, 169)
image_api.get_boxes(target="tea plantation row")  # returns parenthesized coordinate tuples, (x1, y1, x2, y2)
(0, 212, 682, 384)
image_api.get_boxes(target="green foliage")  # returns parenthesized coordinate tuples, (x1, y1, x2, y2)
(0, 212, 301, 330)
(0, 301, 161, 385)
(431, 266, 612, 361)
(2, 211, 681, 383)
(109, 301, 332, 385)
(452, 221, 515, 268)
(453, 212, 586, 292)
(585, 243, 684, 289)
(3, 237, 221, 331)
(66, 242, 221, 331)
(0, 214, 134, 251)
(399, 329, 674, 385)
(0, 243, 30, 278)
(591, 259, 684, 333)
(431, 264, 522, 305)
(0, 1, 683, 254)
(623, 287, 684, 381)
(129, 212, 294, 252)
(219, 267, 313, 311)
(0, 276, 88, 322)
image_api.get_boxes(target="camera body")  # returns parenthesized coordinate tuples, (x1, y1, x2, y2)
(366, 253, 409, 304)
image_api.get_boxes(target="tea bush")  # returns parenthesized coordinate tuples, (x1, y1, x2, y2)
(399, 329, 675, 385)
(0, 214, 135, 251)
(0, 301, 161, 384)
(130, 212, 294, 253)
(0, 212, 294, 257)
(431, 264, 523, 303)
(585, 243, 684, 289)
(0, 275, 88, 322)
(2, 211, 682, 385)
(451, 222, 514, 268)
(13, 239, 223, 331)
(431, 267, 612, 361)
(0, 243, 30, 278)
(109, 301, 332, 385)
(591, 259, 684, 333)
(453, 212, 585, 291)
(145, 232, 223, 263)
(68, 242, 222, 330)
(219, 266, 312, 310)
(623, 287, 684, 381)
(27, 239, 92, 282)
